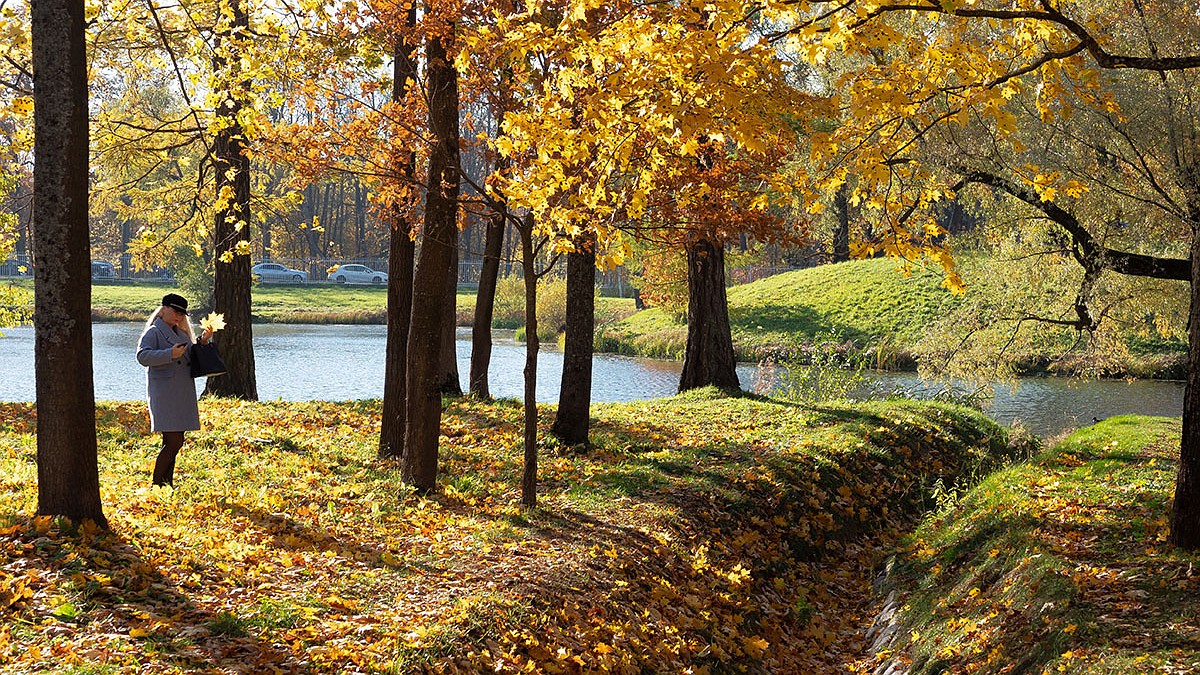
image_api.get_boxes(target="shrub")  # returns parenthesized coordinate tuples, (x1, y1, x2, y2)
(535, 277, 569, 340)
(493, 275, 589, 342)
(773, 330, 868, 403)
(490, 275, 526, 329)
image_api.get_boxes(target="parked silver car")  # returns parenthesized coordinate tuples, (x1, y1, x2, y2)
(251, 262, 308, 283)
(91, 260, 116, 279)
(329, 264, 387, 284)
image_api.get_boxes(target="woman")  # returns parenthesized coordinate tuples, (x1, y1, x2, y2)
(136, 293, 213, 486)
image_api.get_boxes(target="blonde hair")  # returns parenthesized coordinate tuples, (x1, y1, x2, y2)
(145, 306, 196, 342)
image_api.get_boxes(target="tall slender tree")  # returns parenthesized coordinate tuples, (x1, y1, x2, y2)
(484, 2, 807, 397)
(468, 177, 507, 399)
(31, 0, 106, 526)
(203, 0, 256, 400)
(379, 9, 420, 460)
(403, 9, 460, 492)
(465, 99, 508, 396)
(519, 213, 539, 507)
(831, 184, 850, 263)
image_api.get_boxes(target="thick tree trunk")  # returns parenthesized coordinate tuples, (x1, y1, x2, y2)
(552, 234, 596, 446)
(469, 166, 508, 399)
(678, 237, 740, 392)
(203, 0, 256, 400)
(31, 0, 106, 527)
(437, 243, 463, 395)
(379, 23, 418, 460)
(403, 20, 460, 492)
(1171, 228, 1200, 549)
(520, 214, 538, 507)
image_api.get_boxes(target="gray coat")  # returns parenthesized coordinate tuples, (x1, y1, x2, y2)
(137, 317, 200, 432)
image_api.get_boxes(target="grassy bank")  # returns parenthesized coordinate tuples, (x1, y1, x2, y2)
(80, 281, 635, 329)
(0, 392, 1013, 673)
(82, 281, 398, 324)
(597, 258, 958, 363)
(596, 258, 1188, 377)
(861, 416, 1200, 674)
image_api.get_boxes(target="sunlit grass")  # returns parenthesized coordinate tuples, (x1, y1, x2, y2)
(599, 258, 957, 363)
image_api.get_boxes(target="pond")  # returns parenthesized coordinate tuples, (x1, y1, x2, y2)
(0, 322, 1185, 438)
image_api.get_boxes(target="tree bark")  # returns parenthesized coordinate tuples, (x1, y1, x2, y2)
(520, 213, 538, 507)
(678, 237, 740, 392)
(552, 233, 596, 446)
(403, 17, 460, 492)
(203, 0, 257, 400)
(1172, 222, 1200, 548)
(31, 0, 106, 527)
(379, 21, 418, 460)
(436, 242, 463, 395)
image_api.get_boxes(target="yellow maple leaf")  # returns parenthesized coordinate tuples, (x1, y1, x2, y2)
(200, 313, 226, 333)
(742, 636, 769, 658)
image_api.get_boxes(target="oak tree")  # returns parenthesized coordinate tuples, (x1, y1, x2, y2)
(766, 0, 1200, 546)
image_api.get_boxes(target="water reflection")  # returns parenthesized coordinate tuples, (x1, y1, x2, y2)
(0, 322, 1184, 438)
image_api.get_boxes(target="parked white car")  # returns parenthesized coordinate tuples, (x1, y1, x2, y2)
(329, 264, 388, 284)
(251, 262, 308, 283)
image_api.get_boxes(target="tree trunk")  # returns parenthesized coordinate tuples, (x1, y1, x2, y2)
(31, 0, 106, 527)
(261, 211, 271, 259)
(355, 180, 367, 257)
(552, 233, 596, 446)
(319, 183, 332, 257)
(678, 236, 740, 392)
(832, 183, 850, 263)
(1172, 223, 1200, 548)
(379, 22, 418, 460)
(520, 213, 538, 507)
(437, 242, 463, 395)
(469, 165, 507, 399)
(403, 18, 460, 493)
(204, 0, 257, 400)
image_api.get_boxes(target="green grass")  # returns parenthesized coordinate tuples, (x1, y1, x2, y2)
(597, 258, 1186, 377)
(63, 280, 634, 329)
(83, 280, 397, 324)
(599, 258, 958, 363)
(868, 415, 1200, 674)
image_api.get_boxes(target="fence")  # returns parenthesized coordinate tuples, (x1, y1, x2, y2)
(2, 252, 798, 295)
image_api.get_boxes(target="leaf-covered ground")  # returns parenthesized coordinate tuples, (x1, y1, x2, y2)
(862, 415, 1200, 674)
(1, 392, 1014, 673)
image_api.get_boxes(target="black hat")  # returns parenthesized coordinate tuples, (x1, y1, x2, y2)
(162, 293, 189, 315)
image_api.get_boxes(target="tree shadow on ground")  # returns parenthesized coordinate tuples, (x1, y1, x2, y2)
(0, 514, 307, 673)
(218, 501, 389, 566)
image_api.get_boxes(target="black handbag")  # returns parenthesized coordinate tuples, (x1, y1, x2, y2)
(189, 341, 227, 378)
